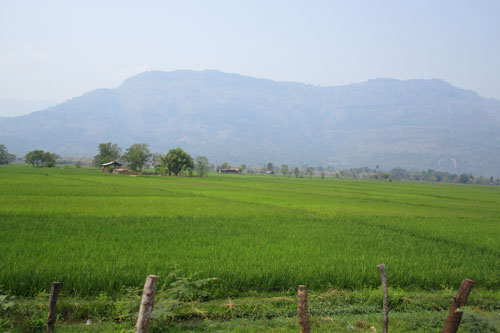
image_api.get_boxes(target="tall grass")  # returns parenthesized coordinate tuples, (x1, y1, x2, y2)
(0, 165, 499, 296)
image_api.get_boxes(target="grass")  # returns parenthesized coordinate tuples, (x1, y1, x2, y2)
(2, 287, 499, 331)
(0, 164, 499, 330)
(1, 165, 499, 296)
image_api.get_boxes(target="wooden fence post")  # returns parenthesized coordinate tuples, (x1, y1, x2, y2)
(442, 278, 474, 333)
(135, 275, 158, 333)
(377, 264, 388, 333)
(297, 285, 310, 333)
(47, 282, 61, 333)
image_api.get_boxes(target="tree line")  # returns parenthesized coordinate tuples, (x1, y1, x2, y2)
(1, 144, 60, 167)
(310, 166, 499, 185)
(216, 162, 500, 185)
(385, 167, 499, 185)
(93, 142, 210, 177)
(2, 142, 499, 185)
(24, 150, 59, 168)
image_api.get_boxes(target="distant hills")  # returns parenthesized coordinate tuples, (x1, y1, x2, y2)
(1, 70, 500, 176)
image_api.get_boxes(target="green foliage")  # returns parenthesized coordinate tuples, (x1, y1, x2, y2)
(386, 167, 497, 185)
(306, 167, 314, 178)
(122, 143, 152, 172)
(0, 288, 17, 328)
(458, 306, 500, 332)
(93, 142, 121, 167)
(2, 288, 500, 331)
(161, 270, 217, 302)
(0, 287, 48, 331)
(281, 164, 288, 175)
(194, 156, 210, 177)
(24, 149, 58, 167)
(24, 150, 40, 167)
(0, 144, 16, 165)
(162, 147, 193, 176)
(327, 166, 500, 185)
(460, 173, 473, 184)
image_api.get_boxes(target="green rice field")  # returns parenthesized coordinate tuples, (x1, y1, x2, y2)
(1, 165, 499, 297)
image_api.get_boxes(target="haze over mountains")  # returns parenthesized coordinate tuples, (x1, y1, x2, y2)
(1, 70, 499, 176)
(0, 98, 56, 117)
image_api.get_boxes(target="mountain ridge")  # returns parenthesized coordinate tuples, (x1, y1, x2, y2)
(1, 70, 499, 176)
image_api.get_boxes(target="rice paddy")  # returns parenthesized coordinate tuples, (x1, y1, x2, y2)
(1, 165, 499, 297)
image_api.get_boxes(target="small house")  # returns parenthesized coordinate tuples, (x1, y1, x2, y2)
(101, 161, 122, 174)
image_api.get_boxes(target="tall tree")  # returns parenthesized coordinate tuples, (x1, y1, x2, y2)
(0, 144, 16, 165)
(152, 153, 163, 173)
(0, 144, 7, 165)
(194, 156, 210, 177)
(306, 167, 314, 178)
(162, 147, 193, 176)
(281, 164, 289, 176)
(93, 142, 121, 166)
(42, 152, 58, 167)
(122, 143, 152, 172)
(294, 167, 300, 178)
(25, 150, 43, 167)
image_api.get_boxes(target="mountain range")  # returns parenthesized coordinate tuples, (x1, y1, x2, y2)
(1, 70, 499, 176)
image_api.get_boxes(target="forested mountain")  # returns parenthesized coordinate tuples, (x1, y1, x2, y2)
(1, 70, 500, 176)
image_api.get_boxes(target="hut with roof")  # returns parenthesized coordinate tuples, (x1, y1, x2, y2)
(101, 161, 122, 174)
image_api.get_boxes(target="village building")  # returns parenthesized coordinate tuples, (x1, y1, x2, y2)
(219, 168, 241, 174)
(101, 161, 122, 174)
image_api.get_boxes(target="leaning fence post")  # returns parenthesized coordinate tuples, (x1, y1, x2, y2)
(135, 275, 158, 333)
(377, 264, 389, 333)
(297, 285, 310, 333)
(47, 282, 61, 333)
(442, 278, 474, 333)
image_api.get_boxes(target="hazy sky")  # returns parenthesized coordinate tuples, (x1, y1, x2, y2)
(1, 0, 499, 114)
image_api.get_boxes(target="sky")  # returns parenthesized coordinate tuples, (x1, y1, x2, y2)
(1, 0, 499, 116)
